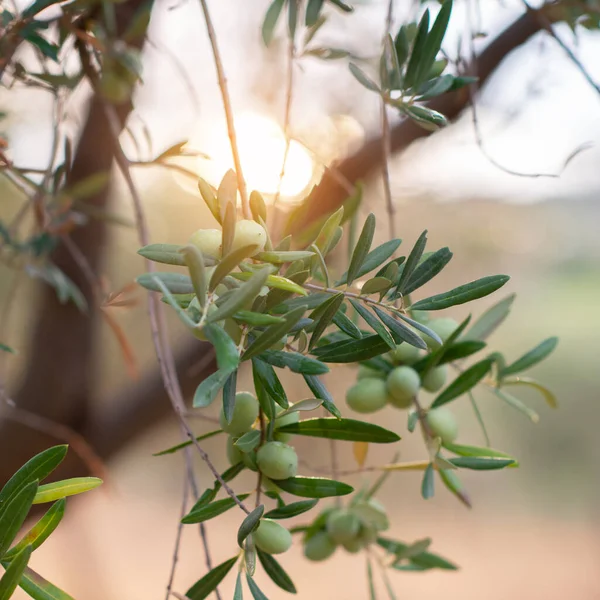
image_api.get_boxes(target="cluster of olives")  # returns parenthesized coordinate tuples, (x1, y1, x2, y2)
(303, 498, 389, 561)
(345, 317, 461, 444)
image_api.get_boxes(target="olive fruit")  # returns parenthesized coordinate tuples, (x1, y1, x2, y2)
(189, 228, 223, 259)
(273, 409, 300, 443)
(346, 378, 389, 413)
(422, 317, 459, 349)
(219, 392, 259, 436)
(426, 407, 458, 444)
(411, 310, 430, 324)
(232, 220, 267, 255)
(387, 366, 420, 409)
(326, 510, 361, 544)
(342, 537, 364, 554)
(256, 441, 298, 480)
(226, 436, 243, 466)
(304, 531, 337, 562)
(253, 519, 292, 554)
(389, 343, 421, 365)
(422, 365, 448, 393)
(357, 365, 386, 380)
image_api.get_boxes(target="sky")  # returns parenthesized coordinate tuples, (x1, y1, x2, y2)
(3, 0, 600, 206)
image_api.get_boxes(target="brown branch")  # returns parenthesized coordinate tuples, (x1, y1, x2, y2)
(286, 8, 555, 236)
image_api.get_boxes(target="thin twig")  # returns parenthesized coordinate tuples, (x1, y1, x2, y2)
(197, 0, 249, 217)
(303, 282, 404, 314)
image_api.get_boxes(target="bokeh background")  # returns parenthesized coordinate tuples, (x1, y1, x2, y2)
(2, 0, 600, 598)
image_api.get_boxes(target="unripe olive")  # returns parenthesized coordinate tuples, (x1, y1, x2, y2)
(261, 477, 280, 494)
(357, 365, 386, 380)
(273, 409, 300, 443)
(232, 220, 267, 255)
(189, 228, 223, 259)
(342, 536, 364, 553)
(422, 365, 448, 393)
(421, 317, 459, 349)
(357, 523, 377, 546)
(352, 498, 389, 532)
(304, 531, 337, 562)
(253, 519, 292, 554)
(326, 510, 361, 544)
(226, 436, 243, 465)
(426, 407, 459, 444)
(411, 310, 430, 324)
(387, 366, 420, 409)
(219, 392, 259, 435)
(389, 343, 421, 365)
(256, 441, 298, 480)
(346, 378, 389, 414)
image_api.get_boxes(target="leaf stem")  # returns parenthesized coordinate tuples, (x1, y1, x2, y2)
(303, 282, 405, 314)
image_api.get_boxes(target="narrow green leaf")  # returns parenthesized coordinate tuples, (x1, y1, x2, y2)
(257, 548, 296, 593)
(311, 334, 390, 363)
(257, 250, 314, 264)
(250, 190, 267, 222)
(314, 207, 344, 256)
(372, 307, 427, 350)
(309, 293, 345, 350)
(394, 312, 441, 345)
(181, 245, 207, 308)
(251, 359, 289, 409)
(464, 294, 516, 341)
(410, 275, 510, 311)
(288, 0, 298, 36)
(333, 309, 362, 339)
(33, 477, 102, 505)
(209, 268, 271, 323)
(0, 545, 32, 600)
(138, 243, 187, 266)
(234, 573, 244, 600)
(182, 494, 250, 524)
(264, 499, 318, 520)
(435, 340, 486, 364)
(198, 178, 221, 224)
(222, 369, 238, 423)
(303, 375, 341, 418)
(136, 272, 194, 294)
(230, 271, 307, 296)
(253, 362, 276, 421)
(186, 556, 238, 600)
(439, 467, 471, 508)
(503, 377, 557, 408)
(401, 247, 452, 295)
(235, 431, 261, 453)
(349, 63, 380, 92)
(210, 245, 261, 291)
(153, 429, 223, 456)
(404, 10, 431, 89)
(259, 350, 329, 375)
(421, 463, 435, 499)
(274, 477, 353, 498)
(431, 358, 493, 408)
(394, 230, 427, 296)
(263, 0, 285, 45)
(234, 311, 285, 327)
(443, 442, 517, 465)
(0, 481, 38, 556)
(204, 324, 240, 372)
(4, 500, 65, 560)
(305, 0, 324, 26)
(337, 239, 402, 285)
(239, 507, 264, 550)
(276, 398, 323, 418)
(493, 388, 539, 423)
(361, 277, 392, 295)
(367, 557, 377, 600)
(349, 299, 395, 350)
(499, 337, 558, 378)
(246, 575, 269, 600)
(193, 368, 235, 408)
(415, 0, 452, 86)
(243, 307, 306, 361)
(347, 213, 376, 286)
(277, 418, 400, 443)
(152, 276, 197, 330)
(449, 457, 515, 470)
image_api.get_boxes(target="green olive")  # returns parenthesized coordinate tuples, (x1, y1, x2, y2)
(232, 220, 267, 255)
(273, 409, 300, 443)
(256, 441, 298, 480)
(226, 436, 243, 466)
(219, 392, 259, 436)
(326, 510, 361, 544)
(253, 519, 292, 554)
(411, 310, 430, 324)
(342, 536, 364, 553)
(304, 531, 337, 562)
(346, 378, 390, 413)
(188, 228, 223, 259)
(421, 365, 448, 393)
(357, 365, 386, 380)
(386, 366, 420, 409)
(421, 317, 459, 349)
(389, 343, 421, 365)
(426, 407, 458, 444)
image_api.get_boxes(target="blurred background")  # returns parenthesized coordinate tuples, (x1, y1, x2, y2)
(1, 0, 600, 598)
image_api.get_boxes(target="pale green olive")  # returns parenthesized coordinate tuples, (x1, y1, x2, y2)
(304, 531, 337, 562)
(422, 365, 448, 393)
(189, 228, 223, 259)
(387, 366, 420, 409)
(342, 536, 364, 553)
(357, 365, 386, 380)
(219, 392, 259, 435)
(421, 317, 459, 349)
(426, 407, 459, 444)
(389, 343, 421, 365)
(253, 519, 292, 554)
(326, 510, 361, 544)
(232, 220, 267, 255)
(256, 441, 298, 480)
(273, 409, 300, 443)
(226, 436, 243, 466)
(346, 378, 390, 414)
